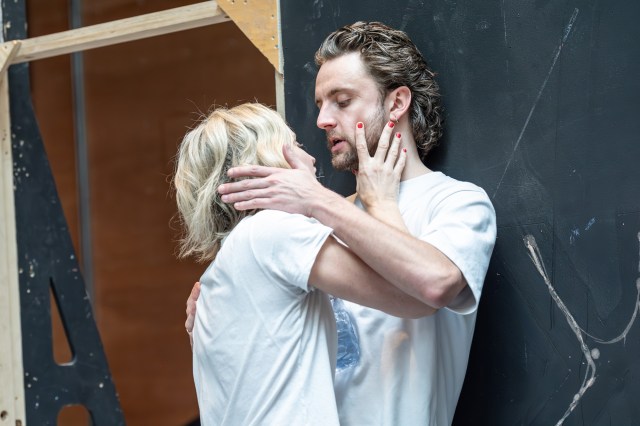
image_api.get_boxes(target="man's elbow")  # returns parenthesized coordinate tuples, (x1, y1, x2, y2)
(417, 265, 465, 310)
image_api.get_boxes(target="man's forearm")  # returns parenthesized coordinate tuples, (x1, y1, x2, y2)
(309, 189, 464, 309)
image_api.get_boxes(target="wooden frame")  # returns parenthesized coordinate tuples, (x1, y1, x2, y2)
(0, 1, 281, 424)
(0, 40, 25, 426)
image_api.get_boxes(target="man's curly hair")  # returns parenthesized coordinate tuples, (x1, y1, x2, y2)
(315, 21, 443, 160)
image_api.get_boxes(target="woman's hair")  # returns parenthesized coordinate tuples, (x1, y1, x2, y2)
(315, 21, 443, 160)
(174, 103, 294, 262)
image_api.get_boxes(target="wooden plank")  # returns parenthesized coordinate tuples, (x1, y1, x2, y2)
(0, 71, 25, 426)
(6, 1, 230, 64)
(0, 41, 20, 74)
(275, 70, 285, 115)
(219, 0, 281, 73)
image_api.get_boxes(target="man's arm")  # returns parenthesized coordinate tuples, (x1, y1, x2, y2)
(310, 234, 436, 318)
(219, 125, 466, 310)
(309, 193, 465, 309)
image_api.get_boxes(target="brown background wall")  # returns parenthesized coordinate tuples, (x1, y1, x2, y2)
(27, 0, 276, 424)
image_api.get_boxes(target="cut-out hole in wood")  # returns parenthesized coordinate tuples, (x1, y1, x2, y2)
(50, 283, 74, 365)
(57, 404, 90, 426)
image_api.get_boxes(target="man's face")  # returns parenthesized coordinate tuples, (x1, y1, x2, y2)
(314, 52, 387, 171)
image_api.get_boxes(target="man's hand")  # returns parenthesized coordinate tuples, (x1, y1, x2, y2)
(185, 281, 200, 347)
(218, 144, 336, 216)
(354, 121, 407, 232)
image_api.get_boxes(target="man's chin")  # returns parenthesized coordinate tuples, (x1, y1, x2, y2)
(331, 155, 357, 172)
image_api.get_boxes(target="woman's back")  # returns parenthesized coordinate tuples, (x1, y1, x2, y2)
(192, 210, 339, 425)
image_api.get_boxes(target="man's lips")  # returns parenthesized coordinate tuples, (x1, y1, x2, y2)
(330, 139, 347, 153)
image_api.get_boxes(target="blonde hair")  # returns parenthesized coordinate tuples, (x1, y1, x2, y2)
(174, 103, 294, 262)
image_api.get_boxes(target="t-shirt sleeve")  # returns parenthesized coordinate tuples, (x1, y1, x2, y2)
(420, 188, 497, 314)
(250, 211, 334, 293)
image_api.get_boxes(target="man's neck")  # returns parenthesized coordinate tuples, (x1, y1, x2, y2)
(399, 131, 432, 181)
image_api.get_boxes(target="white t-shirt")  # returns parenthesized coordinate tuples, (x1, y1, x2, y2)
(192, 210, 339, 426)
(336, 171, 497, 426)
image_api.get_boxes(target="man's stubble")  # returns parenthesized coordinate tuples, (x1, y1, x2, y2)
(329, 104, 386, 171)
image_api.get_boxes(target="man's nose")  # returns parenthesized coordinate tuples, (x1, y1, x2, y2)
(316, 106, 336, 130)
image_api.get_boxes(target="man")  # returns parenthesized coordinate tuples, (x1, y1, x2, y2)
(188, 22, 496, 425)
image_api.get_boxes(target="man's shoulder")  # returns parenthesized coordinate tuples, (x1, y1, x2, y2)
(432, 172, 487, 194)
(404, 171, 490, 202)
(400, 172, 495, 223)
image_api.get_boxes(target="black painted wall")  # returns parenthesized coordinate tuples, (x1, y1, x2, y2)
(281, 1, 640, 424)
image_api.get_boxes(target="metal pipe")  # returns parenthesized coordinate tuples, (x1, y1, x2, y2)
(69, 0, 94, 303)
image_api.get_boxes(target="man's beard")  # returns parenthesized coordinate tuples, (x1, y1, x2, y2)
(328, 105, 386, 171)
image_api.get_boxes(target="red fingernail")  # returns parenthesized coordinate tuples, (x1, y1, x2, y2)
(389, 121, 395, 128)
(403, 148, 407, 153)
(357, 122, 363, 128)
(396, 132, 401, 138)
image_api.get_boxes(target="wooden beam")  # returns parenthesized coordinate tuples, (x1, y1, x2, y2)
(0, 66, 26, 426)
(5, 2, 230, 64)
(0, 41, 20, 74)
(275, 71, 285, 115)
(219, 0, 281, 73)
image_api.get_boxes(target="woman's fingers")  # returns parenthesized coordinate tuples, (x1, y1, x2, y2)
(394, 147, 407, 177)
(386, 131, 402, 167)
(355, 121, 370, 164)
(356, 120, 401, 168)
(373, 120, 397, 161)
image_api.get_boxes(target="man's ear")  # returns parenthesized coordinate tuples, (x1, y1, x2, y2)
(387, 86, 412, 121)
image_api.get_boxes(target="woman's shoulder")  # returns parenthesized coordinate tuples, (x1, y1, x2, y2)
(244, 210, 329, 241)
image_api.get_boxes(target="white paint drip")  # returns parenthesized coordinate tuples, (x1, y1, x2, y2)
(579, 278, 640, 345)
(524, 232, 640, 425)
(524, 235, 596, 425)
(493, 8, 580, 199)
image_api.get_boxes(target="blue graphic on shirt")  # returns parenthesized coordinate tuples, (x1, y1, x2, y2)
(330, 297, 360, 371)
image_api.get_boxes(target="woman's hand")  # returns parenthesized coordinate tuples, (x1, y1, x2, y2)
(354, 120, 406, 215)
(185, 281, 200, 347)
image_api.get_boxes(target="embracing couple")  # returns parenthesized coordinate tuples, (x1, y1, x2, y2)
(174, 21, 496, 426)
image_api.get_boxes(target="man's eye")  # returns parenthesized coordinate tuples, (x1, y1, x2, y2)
(337, 100, 351, 108)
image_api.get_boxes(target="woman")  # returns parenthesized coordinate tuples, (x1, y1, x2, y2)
(174, 103, 339, 425)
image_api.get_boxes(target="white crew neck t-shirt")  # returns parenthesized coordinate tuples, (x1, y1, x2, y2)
(192, 210, 339, 426)
(336, 171, 497, 426)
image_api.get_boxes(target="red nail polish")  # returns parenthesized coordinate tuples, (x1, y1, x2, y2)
(396, 132, 401, 138)
(389, 121, 395, 128)
(403, 148, 407, 153)
(357, 122, 363, 128)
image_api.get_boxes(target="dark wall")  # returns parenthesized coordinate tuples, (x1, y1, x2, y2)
(281, 1, 640, 424)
